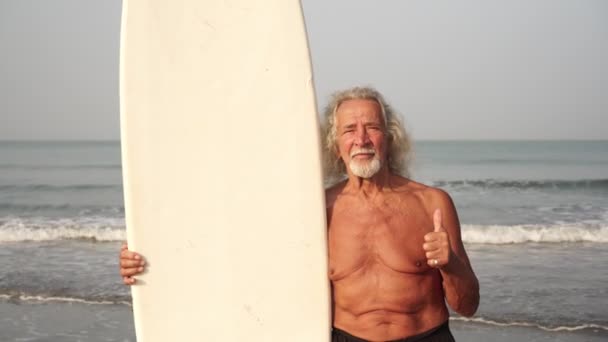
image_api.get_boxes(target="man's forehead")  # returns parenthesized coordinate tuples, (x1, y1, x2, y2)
(335, 99, 384, 125)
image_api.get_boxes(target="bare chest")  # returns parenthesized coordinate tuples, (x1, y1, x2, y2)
(327, 196, 433, 280)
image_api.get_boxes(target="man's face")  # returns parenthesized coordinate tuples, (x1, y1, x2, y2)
(335, 99, 387, 178)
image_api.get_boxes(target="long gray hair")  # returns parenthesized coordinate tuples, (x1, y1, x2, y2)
(321, 86, 413, 184)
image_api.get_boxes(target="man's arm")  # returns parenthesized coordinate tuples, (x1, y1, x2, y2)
(423, 188, 480, 317)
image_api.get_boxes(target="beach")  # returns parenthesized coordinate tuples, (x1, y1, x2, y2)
(1, 140, 607, 341)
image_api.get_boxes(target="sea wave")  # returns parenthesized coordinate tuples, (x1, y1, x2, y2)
(462, 224, 608, 244)
(0, 183, 121, 191)
(0, 217, 125, 242)
(451, 316, 608, 332)
(0, 203, 73, 211)
(433, 178, 608, 191)
(1, 218, 606, 244)
(0, 203, 124, 213)
(464, 158, 608, 166)
(0, 292, 131, 306)
(0, 163, 121, 170)
(2, 292, 606, 333)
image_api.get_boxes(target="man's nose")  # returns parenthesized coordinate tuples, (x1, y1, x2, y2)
(354, 126, 370, 146)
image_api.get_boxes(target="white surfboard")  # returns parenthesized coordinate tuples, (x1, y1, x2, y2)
(119, 0, 330, 341)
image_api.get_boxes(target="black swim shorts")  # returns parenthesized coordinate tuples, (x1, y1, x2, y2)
(331, 321, 455, 342)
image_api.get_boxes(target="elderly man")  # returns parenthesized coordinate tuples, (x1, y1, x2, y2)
(120, 87, 479, 342)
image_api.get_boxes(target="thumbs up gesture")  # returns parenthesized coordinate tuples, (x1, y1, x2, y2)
(423, 208, 452, 269)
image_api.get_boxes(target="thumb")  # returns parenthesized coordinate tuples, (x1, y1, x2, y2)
(433, 208, 444, 232)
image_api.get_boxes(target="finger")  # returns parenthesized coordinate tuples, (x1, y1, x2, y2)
(433, 208, 444, 232)
(422, 241, 441, 252)
(120, 266, 144, 277)
(120, 259, 145, 268)
(427, 257, 442, 268)
(123, 276, 136, 285)
(425, 250, 440, 260)
(121, 242, 128, 250)
(120, 249, 141, 260)
(120, 266, 142, 276)
(424, 232, 440, 242)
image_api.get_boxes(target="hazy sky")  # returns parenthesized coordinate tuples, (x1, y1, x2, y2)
(1, 0, 607, 140)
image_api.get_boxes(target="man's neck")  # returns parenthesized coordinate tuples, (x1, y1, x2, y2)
(345, 167, 392, 196)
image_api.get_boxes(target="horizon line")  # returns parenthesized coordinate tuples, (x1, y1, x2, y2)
(1, 138, 607, 143)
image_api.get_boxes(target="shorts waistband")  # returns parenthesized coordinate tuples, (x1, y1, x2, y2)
(332, 320, 453, 342)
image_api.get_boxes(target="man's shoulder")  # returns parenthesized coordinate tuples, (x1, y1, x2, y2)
(397, 177, 453, 207)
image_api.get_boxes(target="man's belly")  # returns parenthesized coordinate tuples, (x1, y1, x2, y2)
(331, 264, 449, 341)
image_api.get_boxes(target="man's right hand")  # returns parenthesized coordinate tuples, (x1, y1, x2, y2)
(119, 242, 146, 285)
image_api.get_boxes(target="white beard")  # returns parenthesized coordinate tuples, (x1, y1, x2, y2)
(348, 148, 383, 178)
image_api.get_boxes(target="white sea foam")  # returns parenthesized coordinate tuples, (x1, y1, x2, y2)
(1, 217, 607, 244)
(433, 178, 608, 191)
(450, 316, 608, 332)
(462, 224, 608, 244)
(0, 217, 125, 242)
(0, 294, 131, 306)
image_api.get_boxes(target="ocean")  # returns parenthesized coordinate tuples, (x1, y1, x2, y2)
(1, 140, 607, 341)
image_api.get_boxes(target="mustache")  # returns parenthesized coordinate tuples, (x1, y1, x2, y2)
(350, 148, 376, 158)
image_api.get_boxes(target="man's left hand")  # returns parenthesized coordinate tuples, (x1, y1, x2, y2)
(423, 208, 453, 269)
